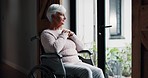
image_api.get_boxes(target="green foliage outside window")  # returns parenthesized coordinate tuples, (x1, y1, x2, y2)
(106, 43, 132, 77)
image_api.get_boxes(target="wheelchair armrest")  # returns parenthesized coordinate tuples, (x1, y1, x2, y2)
(78, 50, 93, 55)
(40, 53, 63, 59)
(78, 50, 94, 65)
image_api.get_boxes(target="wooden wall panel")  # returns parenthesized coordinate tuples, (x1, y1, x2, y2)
(142, 0, 148, 5)
(139, 1, 148, 78)
(140, 6, 148, 30)
(142, 46, 148, 78)
(133, 0, 148, 77)
(132, 0, 141, 78)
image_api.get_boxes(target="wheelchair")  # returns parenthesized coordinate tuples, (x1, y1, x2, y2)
(28, 35, 94, 78)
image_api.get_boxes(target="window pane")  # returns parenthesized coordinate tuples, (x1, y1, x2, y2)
(109, 0, 121, 37)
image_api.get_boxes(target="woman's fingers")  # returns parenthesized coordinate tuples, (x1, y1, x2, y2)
(62, 29, 74, 37)
(62, 29, 70, 33)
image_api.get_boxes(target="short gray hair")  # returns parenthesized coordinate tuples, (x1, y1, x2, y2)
(46, 4, 66, 22)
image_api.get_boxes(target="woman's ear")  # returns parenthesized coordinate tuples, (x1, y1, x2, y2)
(52, 14, 56, 18)
(50, 14, 55, 22)
(51, 14, 54, 19)
(52, 13, 58, 21)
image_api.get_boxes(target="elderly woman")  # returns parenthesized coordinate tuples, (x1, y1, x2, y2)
(41, 4, 105, 78)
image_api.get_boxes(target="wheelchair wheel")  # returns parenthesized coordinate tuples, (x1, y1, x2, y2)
(28, 65, 56, 78)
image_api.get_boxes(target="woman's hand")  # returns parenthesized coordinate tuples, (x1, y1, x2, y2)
(62, 29, 74, 37)
(68, 31, 74, 37)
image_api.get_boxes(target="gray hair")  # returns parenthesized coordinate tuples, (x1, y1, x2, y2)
(46, 4, 66, 22)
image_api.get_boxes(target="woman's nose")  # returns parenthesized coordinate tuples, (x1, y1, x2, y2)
(63, 15, 66, 20)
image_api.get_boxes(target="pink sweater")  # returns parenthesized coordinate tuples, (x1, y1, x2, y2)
(41, 29, 84, 64)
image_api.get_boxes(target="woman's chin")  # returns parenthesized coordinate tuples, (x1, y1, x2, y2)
(61, 23, 65, 25)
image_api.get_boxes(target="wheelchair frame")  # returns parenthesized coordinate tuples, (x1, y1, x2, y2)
(28, 35, 94, 78)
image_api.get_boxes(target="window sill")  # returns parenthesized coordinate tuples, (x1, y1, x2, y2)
(109, 35, 125, 39)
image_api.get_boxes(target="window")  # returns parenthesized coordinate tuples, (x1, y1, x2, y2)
(109, 0, 124, 39)
(76, 0, 98, 65)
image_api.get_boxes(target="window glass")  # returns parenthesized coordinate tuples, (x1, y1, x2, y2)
(109, 0, 123, 39)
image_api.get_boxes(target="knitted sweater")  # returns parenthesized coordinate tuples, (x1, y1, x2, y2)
(41, 29, 84, 64)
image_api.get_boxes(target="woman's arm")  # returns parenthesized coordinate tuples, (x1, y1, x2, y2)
(41, 31, 69, 53)
(69, 34, 85, 51)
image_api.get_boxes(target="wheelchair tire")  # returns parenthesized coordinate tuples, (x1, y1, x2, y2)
(28, 65, 56, 78)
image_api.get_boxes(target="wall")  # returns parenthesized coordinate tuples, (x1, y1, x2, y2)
(0, 0, 71, 75)
(1, 0, 37, 74)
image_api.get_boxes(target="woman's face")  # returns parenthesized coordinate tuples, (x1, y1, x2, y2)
(52, 12, 66, 28)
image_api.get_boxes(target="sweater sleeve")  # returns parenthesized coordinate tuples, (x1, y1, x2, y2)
(69, 34, 84, 51)
(41, 31, 69, 53)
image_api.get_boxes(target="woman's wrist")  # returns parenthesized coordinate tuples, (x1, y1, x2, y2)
(68, 31, 74, 37)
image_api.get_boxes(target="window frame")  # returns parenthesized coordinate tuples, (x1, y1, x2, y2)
(109, 0, 124, 39)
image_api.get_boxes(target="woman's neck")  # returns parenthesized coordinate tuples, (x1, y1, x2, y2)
(48, 22, 62, 30)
